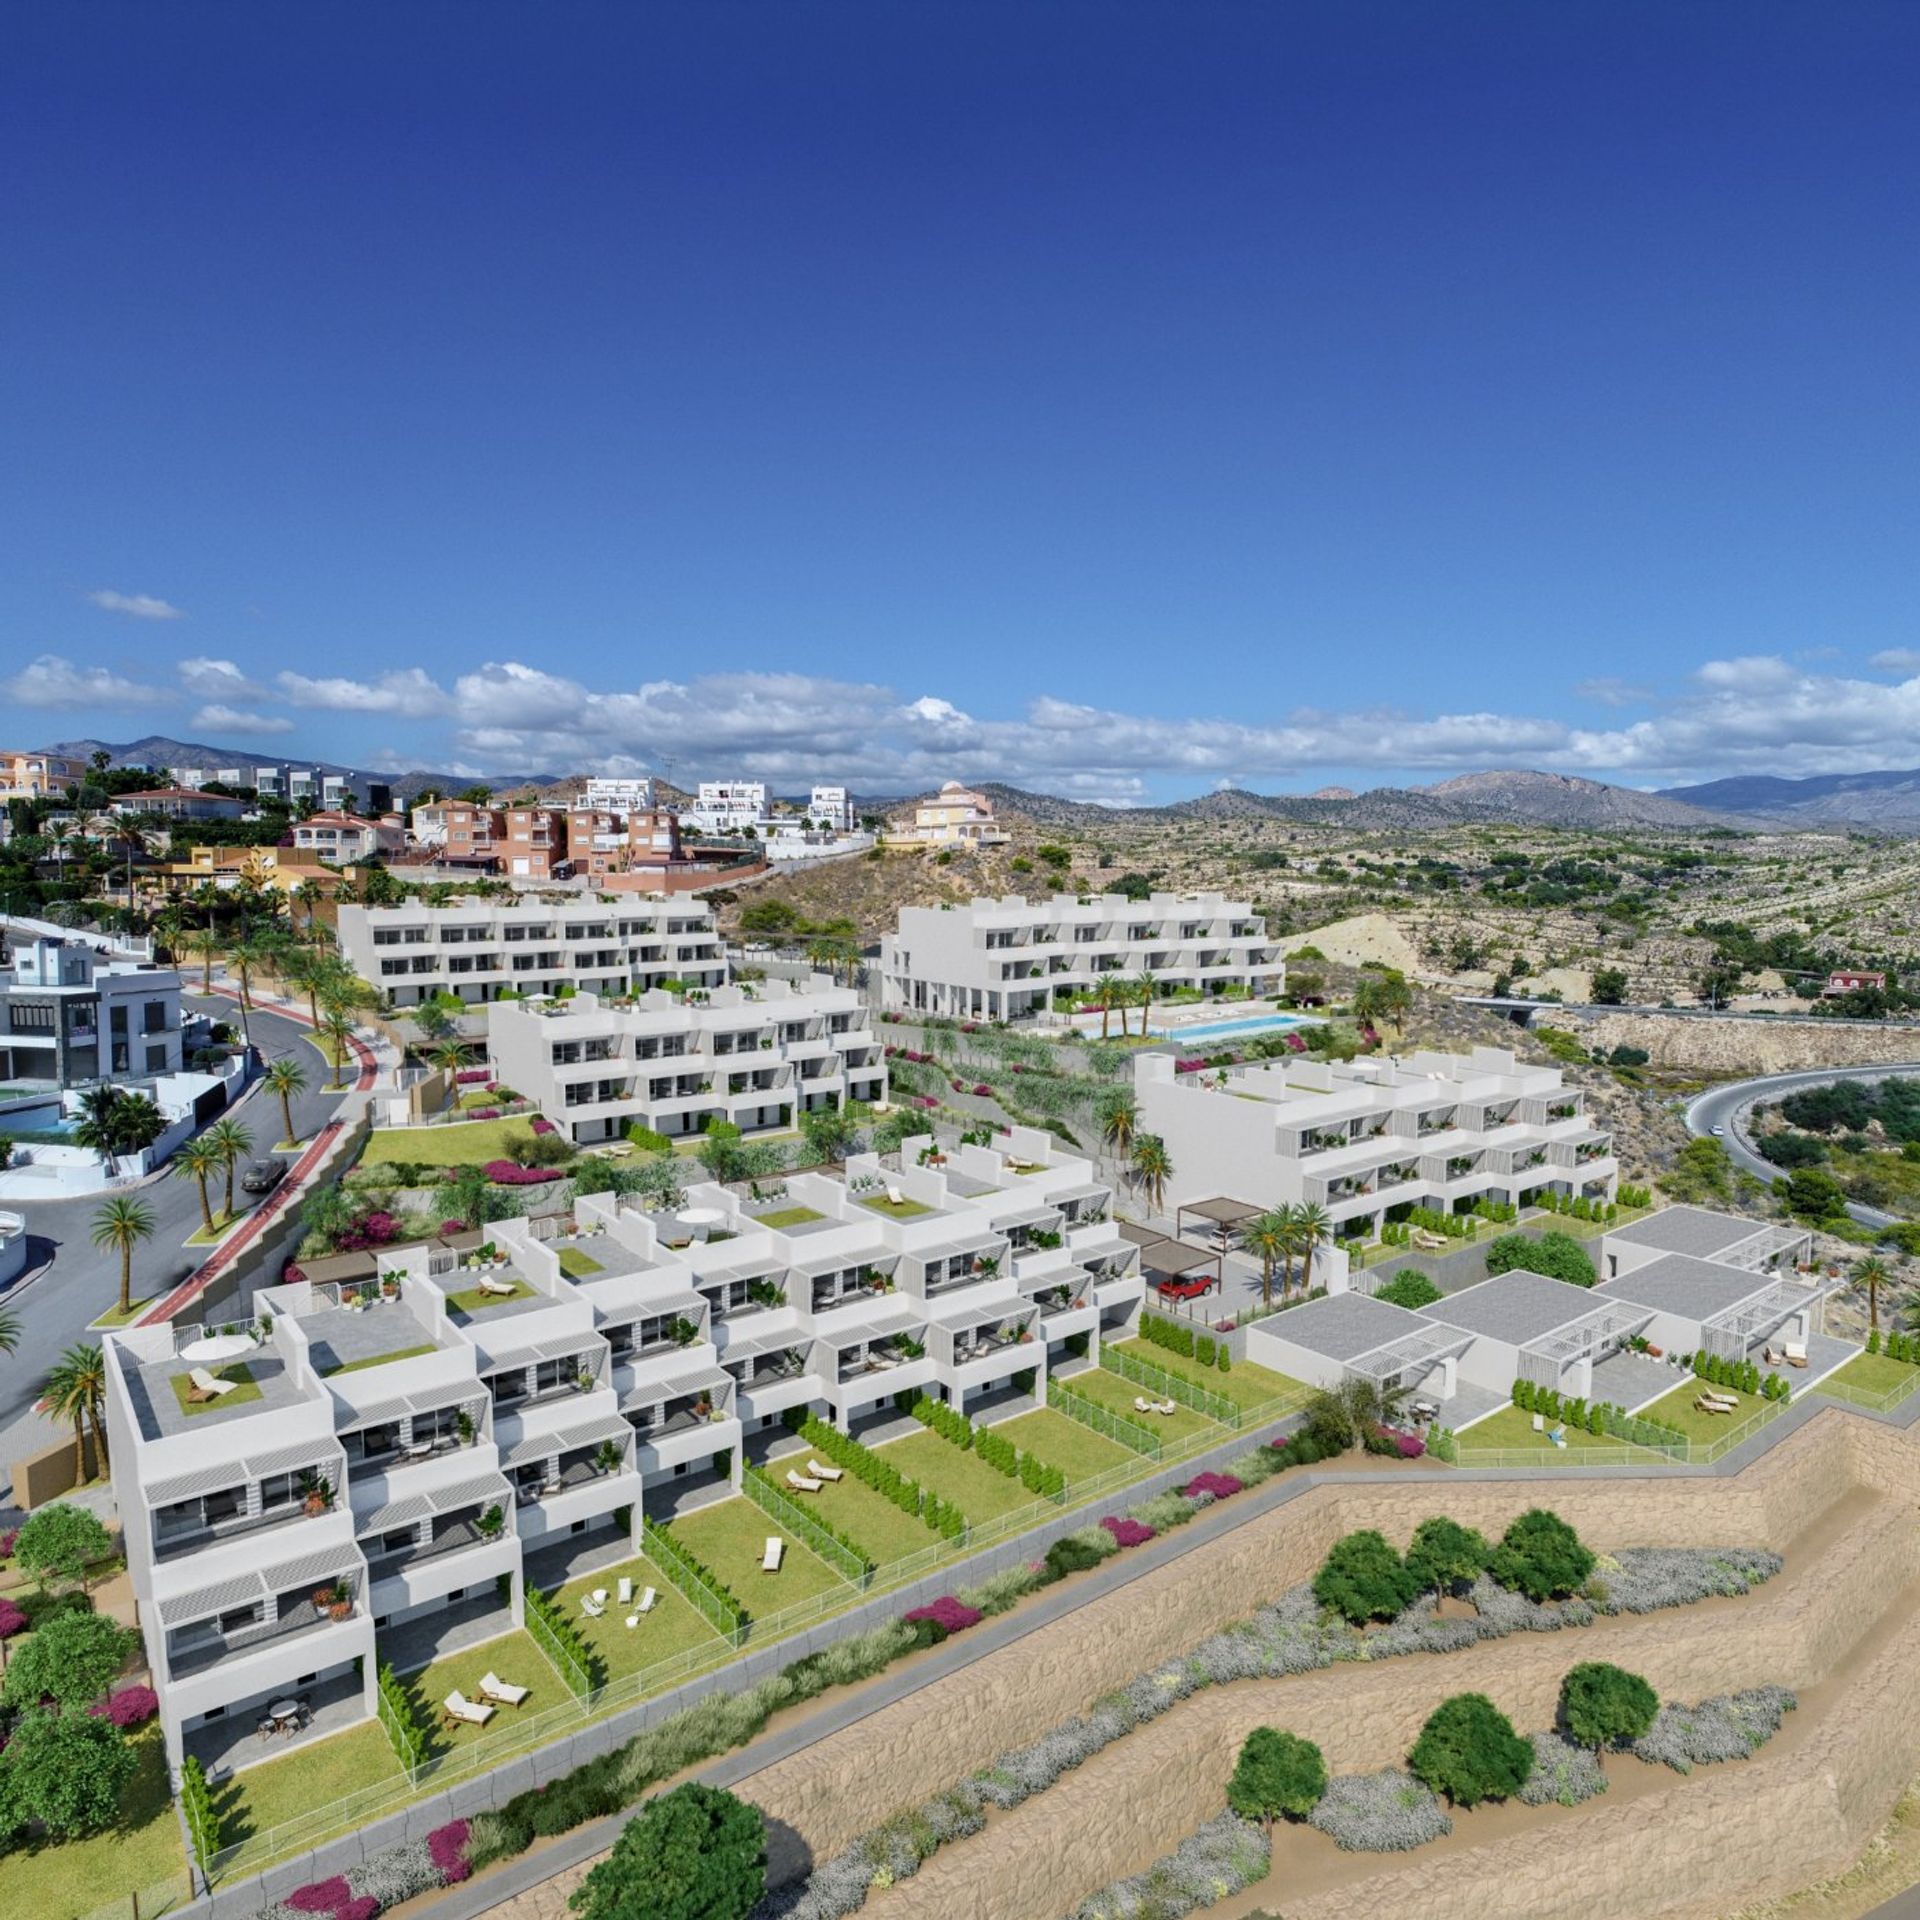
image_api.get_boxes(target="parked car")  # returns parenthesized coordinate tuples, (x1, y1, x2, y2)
(240, 1159, 288, 1195)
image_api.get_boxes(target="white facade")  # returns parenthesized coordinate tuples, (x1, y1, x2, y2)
(684, 782, 771, 835)
(336, 896, 728, 1007)
(0, 936, 184, 1085)
(581, 776, 657, 810)
(487, 975, 888, 1142)
(879, 891, 1284, 1022)
(1135, 1045, 1618, 1238)
(106, 1131, 1141, 1769)
(806, 785, 854, 832)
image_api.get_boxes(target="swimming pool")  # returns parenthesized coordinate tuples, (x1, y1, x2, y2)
(1149, 1012, 1312, 1043)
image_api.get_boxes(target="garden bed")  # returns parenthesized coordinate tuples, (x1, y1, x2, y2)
(1109, 1337, 1309, 1415)
(359, 1121, 533, 1168)
(1638, 1379, 1784, 1447)
(547, 1554, 729, 1684)
(1059, 1366, 1224, 1444)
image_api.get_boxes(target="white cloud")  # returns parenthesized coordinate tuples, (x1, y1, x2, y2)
(193, 703, 294, 736)
(1871, 648, 1920, 674)
(178, 656, 268, 701)
(1575, 677, 1652, 708)
(86, 588, 184, 620)
(276, 668, 452, 714)
(2, 653, 171, 709)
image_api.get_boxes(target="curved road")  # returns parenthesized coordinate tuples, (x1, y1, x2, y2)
(0, 991, 350, 1442)
(1684, 1063, 1920, 1231)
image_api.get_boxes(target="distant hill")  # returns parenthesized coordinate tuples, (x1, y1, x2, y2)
(1417, 769, 1739, 830)
(1659, 766, 1920, 832)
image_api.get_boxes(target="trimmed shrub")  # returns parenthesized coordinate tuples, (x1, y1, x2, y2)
(1560, 1661, 1659, 1751)
(94, 1684, 159, 1727)
(1101, 1515, 1156, 1548)
(1313, 1529, 1419, 1625)
(1405, 1516, 1489, 1595)
(1490, 1508, 1595, 1602)
(1374, 1268, 1443, 1309)
(1226, 1726, 1327, 1826)
(1484, 1229, 1596, 1287)
(1407, 1693, 1534, 1806)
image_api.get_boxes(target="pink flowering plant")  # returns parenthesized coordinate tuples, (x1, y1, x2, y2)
(1100, 1515, 1155, 1548)
(1182, 1471, 1244, 1501)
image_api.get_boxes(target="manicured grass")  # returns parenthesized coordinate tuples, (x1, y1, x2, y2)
(457, 1088, 501, 1110)
(184, 1209, 244, 1247)
(1059, 1364, 1221, 1444)
(859, 1194, 933, 1219)
(1453, 1403, 1662, 1455)
(320, 1342, 439, 1377)
(4, 1724, 185, 1919)
(360, 1119, 529, 1167)
(169, 1362, 262, 1415)
(218, 1719, 404, 1853)
(1823, 1350, 1920, 1400)
(753, 1205, 824, 1229)
(443, 1276, 537, 1315)
(997, 1406, 1132, 1484)
(1111, 1337, 1309, 1415)
(1639, 1380, 1784, 1446)
(395, 1629, 566, 1755)
(88, 1295, 159, 1330)
(801, 1464, 946, 1564)
(556, 1246, 605, 1278)
(880, 1428, 1039, 1522)
(548, 1553, 728, 1684)
(664, 1496, 854, 1612)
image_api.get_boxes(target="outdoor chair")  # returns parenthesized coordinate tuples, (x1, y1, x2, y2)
(617, 1576, 632, 1605)
(1783, 1341, 1810, 1368)
(582, 1594, 606, 1618)
(806, 1459, 842, 1481)
(1134, 1396, 1157, 1415)
(762, 1536, 785, 1572)
(187, 1367, 237, 1401)
(443, 1691, 494, 1727)
(478, 1275, 517, 1298)
(786, 1469, 823, 1492)
(479, 1672, 529, 1707)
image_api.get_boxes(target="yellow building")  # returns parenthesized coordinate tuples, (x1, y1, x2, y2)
(899, 781, 1010, 848)
(0, 749, 87, 800)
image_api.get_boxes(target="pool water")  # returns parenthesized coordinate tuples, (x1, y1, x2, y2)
(1149, 1012, 1312, 1042)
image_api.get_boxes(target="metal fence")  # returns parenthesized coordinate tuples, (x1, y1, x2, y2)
(1103, 1345, 1237, 1424)
(1814, 1366, 1920, 1415)
(1048, 1379, 1163, 1457)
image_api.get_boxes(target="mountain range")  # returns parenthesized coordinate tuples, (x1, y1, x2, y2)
(1656, 766, 1920, 831)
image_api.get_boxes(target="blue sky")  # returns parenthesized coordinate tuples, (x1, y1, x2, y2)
(5, 1, 1920, 801)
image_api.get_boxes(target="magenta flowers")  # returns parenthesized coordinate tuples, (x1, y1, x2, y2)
(1100, 1516, 1156, 1548)
(1182, 1471, 1244, 1501)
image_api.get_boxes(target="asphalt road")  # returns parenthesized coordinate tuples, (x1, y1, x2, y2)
(1684, 1062, 1920, 1232)
(0, 991, 346, 1439)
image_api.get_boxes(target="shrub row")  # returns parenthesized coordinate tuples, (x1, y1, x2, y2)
(908, 1394, 1066, 1498)
(375, 1659, 429, 1770)
(788, 1412, 967, 1540)
(523, 1585, 598, 1695)
(1867, 1328, 1920, 1362)
(1686, 1350, 1787, 1400)
(1617, 1183, 1652, 1210)
(1508, 1378, 1688, 1446)
(1532, 1191, 1618, 1222)
(642, 1516, 751, 1637)
(1137, 1311, 1232, 1371)
(742, 1467, 875, 1580)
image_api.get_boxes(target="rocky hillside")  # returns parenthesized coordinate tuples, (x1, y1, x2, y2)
(1419, 769, 1743, 830)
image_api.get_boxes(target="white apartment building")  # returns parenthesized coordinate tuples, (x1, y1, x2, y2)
(580, 776, 656, 810)
(336, 896, 728, 1007)
(878, 891, 1285, 1022)
(684, 781, 771, 835)
(487, 975, 887, 1143)
(805, 785, 854, 832)
(1135, 1045, 1618, 1240)
(104, 1129, 1140, 1775)
(0, 935, 184, 1085)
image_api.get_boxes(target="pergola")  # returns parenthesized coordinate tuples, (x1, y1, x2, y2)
(1700, 1276, 1837, 1361)
(1349, 1324, 1472, 1393)
(1175, 1196, 1264, 1243)
(1516, 1299, 1656, 1392)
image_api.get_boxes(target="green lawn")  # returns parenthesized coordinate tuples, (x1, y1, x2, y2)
(557, 1246, 605, 1278)
(4, 1724, 185, 1920)
(320, 1343, 439, 1377)
(547, 1552, 729, 1684)
(184, 1209, 247, 1247)
(1822, 1350, 1920, 1406)
(799, 1462, 946, 1563)
(1057, 1365, 1222, 1444)
(444, 1275, 538, 1315)
(1454, 1404, 1663, 1456)
(665, 1495, 855, 1613)
(360, 1119, 530, 1167)
(88, 1295, 159, 1330)
(393, 1628, 567, 1755)
(217, 1719, 404, 1855)
(859, 1193, 933, 1219)
(169, 1361, 263, 1416)
(753, 1205, 824, 1229)
(1110, 1337, 1309, 1416)
(997, 1406, 1133, 1484)
(1639, 1380, 1784, 1447)
(879, 1429, 1040, 1522)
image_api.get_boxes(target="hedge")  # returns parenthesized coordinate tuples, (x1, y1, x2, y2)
(787, 1412, 968, 1540)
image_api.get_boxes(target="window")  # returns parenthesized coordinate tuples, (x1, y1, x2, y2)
(146, 1044, 169, 1072)
(144, 1001, 168, 1032)
(110, 1005, 128, 1035)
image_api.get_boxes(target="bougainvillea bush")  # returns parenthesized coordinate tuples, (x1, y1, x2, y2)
(904, 1596, 982, 1640)
(481, 1160, 564, 1185)
(1183, 1472, 1244, 1501)
(92, 1685, 158, 1727)
(1101, 1516, 1156, 1548)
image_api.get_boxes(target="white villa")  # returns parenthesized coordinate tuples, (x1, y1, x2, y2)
(1135, 1045, 1617, 1240)
(878, 891, 1284, 1023)
(102, 1128, 1140, 1775)
(486, 976, 888, 1143)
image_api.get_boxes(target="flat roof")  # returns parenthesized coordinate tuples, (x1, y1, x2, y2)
(1606, 1206, 1767, 1261)
(1597, 1251, 1773, 1323)
(1257, 1290, 1429, 1363)
(1421, 1268, 1608, 1347)
(1178, 1196, 1264, 1225)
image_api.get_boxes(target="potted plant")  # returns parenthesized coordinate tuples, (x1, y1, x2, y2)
(693, 1396, 713, 1420)
(380, 1270, 403, 1299)
(476, 1503, 505, 1539)
(313, 1583, 352, 1621)
(592, 1440, 623, 1475)
(455, 1408, 476, 1446)
(573, 1368, 595, 1393)
(300, 1471, 333, 1517)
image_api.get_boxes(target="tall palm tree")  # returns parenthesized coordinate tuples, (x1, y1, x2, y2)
(1132, 970, 1160, 1040)
(318, 1005, 358, 1086)
(1131, 1133, 1173, 1215)
(42, 1344, 111, 1482)
(1093, 974, 1118, 1042)
(90, 1195, 156, 1319)
(264, 1056, 309, 1145)
(1239, 1208, 1292, 1311)
(428, 1037, 470, 1109)
(173, 1135, 224, 1234)
(185, 926, 222, 992)
(294, 879, 329, 944)
(1853, 1253, 1892, 1333)
(1292, 1202, 1332, 1297)
(203, 1116, 254, 1220)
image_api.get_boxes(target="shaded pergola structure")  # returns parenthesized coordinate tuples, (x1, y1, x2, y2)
(1174, 1196, 1264, 1244)
(1118, 1219, 1222, 1297)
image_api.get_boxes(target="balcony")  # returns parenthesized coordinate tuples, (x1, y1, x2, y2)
(161, 1547, 365, 1680)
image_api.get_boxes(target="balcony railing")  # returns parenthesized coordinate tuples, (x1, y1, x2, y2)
(168, 1588, 357, 1679)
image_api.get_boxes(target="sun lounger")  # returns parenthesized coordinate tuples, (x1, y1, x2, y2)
(806, 1459, 843, 1481)
(638, 1585, 656, 1613)
(1692, 1395, 1733, 1416)
(1531, 1412, 1545, 1432)
(617, 1576, 633, 1605)
(479, 1671, 529, 1707)
(1157, 1398, 1178, 1415)
(443, 1690, 494, 1727)
(1134, 1395, 1157, 1414)
(477, 1274, 517, 1297)
(762, 1536, 784, 1572)
(886, 1184, 906, 1206)
(187, 1366, 237, 1402)
(1783, 1341, 1809, 1368)
(1547, 1424, 1567, 1448)
(582, 1594, 606, 1617)
(786, 1469, 823, 1492)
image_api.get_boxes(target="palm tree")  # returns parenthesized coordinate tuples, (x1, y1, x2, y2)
(43, 1343, 111, 1482)
(203, 1116, 254, 1221)
(1098, 1089, 1139, 1164)
(318, 1005, 358, 1086)
(1131, 1133, 1173, 1215)
(1133, 970, 1160, 1040)
(0, 1304, 19, 1356)
(90, 1196, 156, 1319)
(173, 1135, 224, 1234)
(1093, 975, 1118, 1042)
(264, 1056, 309, 1145)
(71, 1084, 130, 1175)
(1239, 1208, 1292, 1311)
(294, 879, 329, 944)
(185, 926, 222, 992)
(428, 1037, 470, 1109)
(1292, 1202, 1332, 1296)
(1853, 1253, 1891, 1333)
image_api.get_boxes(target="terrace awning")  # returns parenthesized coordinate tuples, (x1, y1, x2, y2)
(931, 1296, 1035, 1334)
(621, 1363, 734, 1410)
(147, 1437, 342, 1509)
(358, 1471, 512, 1536)
(1176, 1196, 1263, 1234)
(1135, 1236, 1219, 1278)
(159, 1542, 365, 1628)
(1520, 1300, 1656, 1370)
(1348, 1324, 1473, 1384)
(501, 1414, 633, 1471)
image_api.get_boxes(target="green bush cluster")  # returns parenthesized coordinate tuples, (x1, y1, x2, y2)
(524, 1584, 599, 1693)
(1532, 1191, 1618, 1223)
(743, 1467, 875, 1579)
(1617, 1183, 1652, 1210)
(1312, 1529, 1420, 1624)
(1489, 1508, 1595, 1602)
(1409, 1692, 1534, 1806)
(908, 1396, 1067, 1499)
(1373, 1268, 1443, 1309)
(643, 1517, 751, 1637)
(1313, 1507, 1596, 1621)
(1867, 1329, 1920, 1363)
(1468, 1198, 1520, 1224)
(1138, 1311, 1231, 1371)
(1484, 1227, 1598, 1285)
(376, 1658, 430, 1769)
(623, 1123, 674, 1152)
(1688, 1350, 1772, 1397)
(789, 1413, 967, 1540)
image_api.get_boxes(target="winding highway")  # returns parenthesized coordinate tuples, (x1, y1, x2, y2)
(1683, 1063, 1920, 1232)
